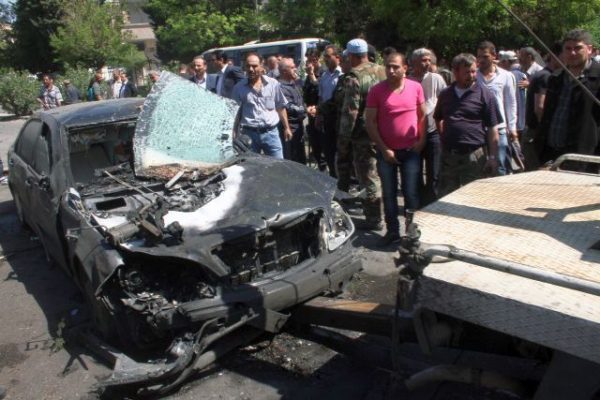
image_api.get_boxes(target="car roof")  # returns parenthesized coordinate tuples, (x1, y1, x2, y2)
(37, 98, 144, 129)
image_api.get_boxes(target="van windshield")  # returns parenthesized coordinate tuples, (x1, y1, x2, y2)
(133, 72, 239, 177)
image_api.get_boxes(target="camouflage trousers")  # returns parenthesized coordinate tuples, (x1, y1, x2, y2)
(439, 147, 487, 197)
(336, 136, 382, 223)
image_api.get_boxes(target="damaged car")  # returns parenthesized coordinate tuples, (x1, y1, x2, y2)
(7, 72, 361, 395)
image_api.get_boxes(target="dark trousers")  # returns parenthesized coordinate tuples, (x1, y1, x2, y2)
(307, 116, 326, 170)
(420, 130, 441, 206)
(280, 123, 307, 164)
(322, 114, 338, 178)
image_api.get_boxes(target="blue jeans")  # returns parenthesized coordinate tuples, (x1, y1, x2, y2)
(498, 127, 509, 175)
(376, 149, 421, 234)
(243, 126, 284, 159)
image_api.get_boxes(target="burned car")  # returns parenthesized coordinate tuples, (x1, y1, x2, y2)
(7, 72, 360, 394)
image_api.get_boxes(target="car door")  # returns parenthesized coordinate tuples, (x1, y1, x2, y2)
(27, 123, 68, 268)
(8, 119, 43, 225)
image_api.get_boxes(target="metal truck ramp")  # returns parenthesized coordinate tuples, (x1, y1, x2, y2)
(414, 170, 600, 364)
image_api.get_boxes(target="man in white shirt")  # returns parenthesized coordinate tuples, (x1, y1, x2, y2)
(409, 48, 447, 204)
(108, 68, 122, 99)
(477, 41, 518, 175)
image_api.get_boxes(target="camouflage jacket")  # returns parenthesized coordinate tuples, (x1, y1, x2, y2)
(338, 62, 386, 139)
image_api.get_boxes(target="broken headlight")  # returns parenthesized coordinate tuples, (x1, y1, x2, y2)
(326, 201, 355, 251)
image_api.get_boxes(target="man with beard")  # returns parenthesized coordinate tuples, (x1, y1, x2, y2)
(433, 53, 500, 195)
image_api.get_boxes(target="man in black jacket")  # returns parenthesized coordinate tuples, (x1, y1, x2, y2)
(118, 70, 138, 98)
(207, 50, 245, 99)
(537, 29, 600, 164)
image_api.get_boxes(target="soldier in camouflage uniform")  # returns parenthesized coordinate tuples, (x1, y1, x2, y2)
(337, 39, 386, 230)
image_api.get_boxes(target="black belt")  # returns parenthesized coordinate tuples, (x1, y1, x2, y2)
(241, 125, 277, 133)
(444, 145, 484, 155)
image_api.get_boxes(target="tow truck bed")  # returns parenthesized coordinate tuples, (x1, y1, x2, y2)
(413, 169, 600, 364)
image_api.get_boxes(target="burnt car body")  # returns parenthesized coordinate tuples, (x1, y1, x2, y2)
(7, 73, 360, 393)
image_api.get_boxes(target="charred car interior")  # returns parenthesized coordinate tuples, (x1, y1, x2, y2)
(7, 72, 361, 395)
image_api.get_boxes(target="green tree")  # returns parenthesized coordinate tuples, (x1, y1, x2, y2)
(10, 0, 65, 72)
(49, 0, 145, 70)
(370, 0, 600, 61)
(0, 3, 14, 67)
(0, 69, 40, 115)
(260, 0, 379, 45)
(143, 0, 257, 63)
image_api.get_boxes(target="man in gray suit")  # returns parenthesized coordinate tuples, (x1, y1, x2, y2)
(189, 56, 218, 92)
(207, 50, 245, 99)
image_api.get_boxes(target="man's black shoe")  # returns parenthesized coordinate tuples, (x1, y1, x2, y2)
(354, 219, 383, 231)
(376, 231, 401, 247)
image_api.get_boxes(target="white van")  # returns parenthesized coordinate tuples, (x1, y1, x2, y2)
(202, 38, 330, 69)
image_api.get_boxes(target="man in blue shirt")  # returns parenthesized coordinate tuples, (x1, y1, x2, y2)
(233, 52, 292, 159)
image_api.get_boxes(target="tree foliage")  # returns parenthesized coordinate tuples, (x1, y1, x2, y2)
(49, 0, 145, 70)
(0, 69, 40, 115)
(370, 0, 600, 61)
(261, 0, 377, 45)
(10, 0, 65, 72)
(143, 0, 258, 63)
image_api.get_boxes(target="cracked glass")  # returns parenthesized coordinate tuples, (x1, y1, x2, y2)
(134, 72, 239, 177)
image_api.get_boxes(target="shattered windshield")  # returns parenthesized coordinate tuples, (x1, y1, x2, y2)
(134, 72, 239, 177)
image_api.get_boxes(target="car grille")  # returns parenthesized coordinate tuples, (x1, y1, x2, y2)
(213, 212, 322, 285)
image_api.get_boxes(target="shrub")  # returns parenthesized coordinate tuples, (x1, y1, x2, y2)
(0, 69, 40, 116)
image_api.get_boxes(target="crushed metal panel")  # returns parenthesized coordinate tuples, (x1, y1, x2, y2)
(134, 72, 238, 176)
(413, 170, 600, 364)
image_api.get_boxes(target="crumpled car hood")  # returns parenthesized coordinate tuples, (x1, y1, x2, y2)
(90, 156, 337, 275)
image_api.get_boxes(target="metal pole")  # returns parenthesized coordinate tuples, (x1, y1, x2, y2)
(421, 244, 600, 297)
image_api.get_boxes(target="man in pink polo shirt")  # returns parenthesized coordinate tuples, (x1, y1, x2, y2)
(366, 52, 427, 246)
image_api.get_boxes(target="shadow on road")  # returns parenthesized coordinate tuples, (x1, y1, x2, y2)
(0, 196, 105, 393)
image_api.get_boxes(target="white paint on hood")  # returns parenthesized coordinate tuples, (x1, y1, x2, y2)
(162, 164, 244, 231)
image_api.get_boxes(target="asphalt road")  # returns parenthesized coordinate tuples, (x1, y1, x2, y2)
(0, 116, 404, 399)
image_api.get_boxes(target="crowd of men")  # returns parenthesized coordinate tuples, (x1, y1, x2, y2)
(37, 28, 600, 247)
(181, 28, 599, 246)
(37, 67, 139, 109)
